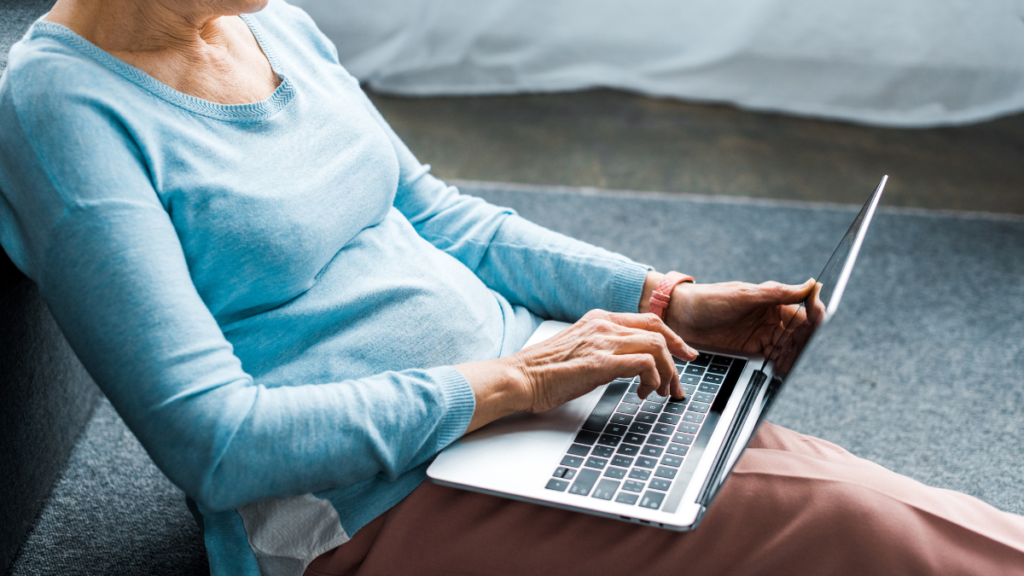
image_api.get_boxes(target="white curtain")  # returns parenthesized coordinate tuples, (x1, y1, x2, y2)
(291, 0, 1024, 127)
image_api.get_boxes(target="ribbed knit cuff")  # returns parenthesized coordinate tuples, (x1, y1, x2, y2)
(429, 366, 477, 451)
(608, 260, 653, 314)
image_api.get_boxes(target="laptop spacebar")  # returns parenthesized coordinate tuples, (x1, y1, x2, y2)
(580, 380, 631, 432)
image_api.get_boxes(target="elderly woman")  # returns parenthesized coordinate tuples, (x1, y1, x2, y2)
(1, 0, 1022, 574)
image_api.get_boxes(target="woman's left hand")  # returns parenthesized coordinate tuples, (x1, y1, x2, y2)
(660, 278, 817, 356)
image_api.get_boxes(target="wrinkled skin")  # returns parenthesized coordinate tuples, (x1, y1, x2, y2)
(470, 278, 820, 433)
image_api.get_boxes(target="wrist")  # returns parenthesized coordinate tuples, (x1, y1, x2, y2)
(456, 356, 533, 434)
(664, 281, 697, 334)
(638, 271, 665, 314)
(645, 271, 694, 320)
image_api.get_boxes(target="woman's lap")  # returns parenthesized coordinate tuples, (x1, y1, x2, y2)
(306, 423, 1024, 576)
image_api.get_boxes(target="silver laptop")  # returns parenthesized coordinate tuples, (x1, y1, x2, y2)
(427, 176, 887, 530)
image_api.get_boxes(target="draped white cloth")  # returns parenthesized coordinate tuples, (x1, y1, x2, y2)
(292, 0, 1024, 127)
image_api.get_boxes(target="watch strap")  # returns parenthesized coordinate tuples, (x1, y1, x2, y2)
(649, 271, 694, 320)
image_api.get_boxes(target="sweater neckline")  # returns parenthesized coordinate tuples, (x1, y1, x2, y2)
(30, 15, 295, 123)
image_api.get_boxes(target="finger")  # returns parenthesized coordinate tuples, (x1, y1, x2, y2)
(602, 329, 678, 399)
(602, 312, 698, 360)
(610, 353, 660, 398)
(751, 279, 817, 307)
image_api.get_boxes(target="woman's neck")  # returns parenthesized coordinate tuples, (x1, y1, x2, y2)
(45, 0, 233, 56)
(43, 0, 280, 105)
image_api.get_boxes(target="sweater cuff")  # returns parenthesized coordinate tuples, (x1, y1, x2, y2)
(608, 260, 652, 314)
(430, 366, 477, 451)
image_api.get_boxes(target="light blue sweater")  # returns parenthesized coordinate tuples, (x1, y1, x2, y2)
(0, 2, 649, 574)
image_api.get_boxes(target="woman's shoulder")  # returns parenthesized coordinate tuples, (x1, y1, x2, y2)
(1, 21, 131, 124)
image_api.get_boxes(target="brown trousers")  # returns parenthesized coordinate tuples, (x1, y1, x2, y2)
(306, 422, 1024, 576)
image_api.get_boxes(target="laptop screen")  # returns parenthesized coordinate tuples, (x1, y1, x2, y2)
(763, 175, 887, 385)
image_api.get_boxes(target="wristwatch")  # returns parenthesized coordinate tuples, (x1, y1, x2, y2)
(649, 271, 694, 320)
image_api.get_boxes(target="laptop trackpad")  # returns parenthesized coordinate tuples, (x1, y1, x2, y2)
(428, 385, 603, 491)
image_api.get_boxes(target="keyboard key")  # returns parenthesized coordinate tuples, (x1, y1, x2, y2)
(647, 394, 669, 404)
(677, 422, 700, 434)
(567, 444, 590, 456)
(629, 468, 651, 481)
(655, 466, 679, 480)
(650, 479, 672, 491)
(584, 457, 609, 469)
(622, 480, 645, 493)
(636, 456, 658, 469)
(707, 364, 728, 375)
(641, 445, 664, 457)
(653, 423, 674, 435)
(604, 466, 627, 479)
(647, 434, 670, 447)
(634, 412, 657, 424)
(711, 355, 732, 366)
(667, 443, 689, 456)
(622, 393, 644, 405)
(569, 469, 601, 496)
(623, 433, 646, 445)
(616, 444, 639, 456)
(684, 365, 705, 376)
(680, 375, 700, 386)
(574, 431, 599, 445)
(702, 374, 724, 384)
(688, 402, 710, 414)
(682, 384, 698, 396)
(546, 479, 569, 492)
(658, 413, 681, 425)
(693, 392, 716, 404)
(616, 403, 639, 415)
(692, 353, 712, 366)
(615, 492, 639, 505)
(598, 434, 622, 446)
(629, 422, 653, 434)
(561, 455, 584, 467)
(563, 469, 577, 480)
(604, 423, 629, 436)
(683, 412, 705, 424)
(612, 455, 634, 468)
(641, 402, 663, 413)
(554, 467, 568, 478)
(628, 383, 639, 393)
(591, 446, 614, 458)
(699, 383, 720, 394)
(592, 479, 620, 500)
(581, 380, 630, 432)
(663, 403, 687, 415)
(611, 413, 633, 425)
(639, 491, 666, 510)
(662, 455, 683, 467)
(673, 432, 695, 445)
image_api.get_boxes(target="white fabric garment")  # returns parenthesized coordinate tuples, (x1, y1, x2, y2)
(292, 0, 1024, 127)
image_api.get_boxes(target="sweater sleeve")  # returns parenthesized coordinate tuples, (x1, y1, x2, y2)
(0, 53, 474, 512)
(355, 90, 652, 321)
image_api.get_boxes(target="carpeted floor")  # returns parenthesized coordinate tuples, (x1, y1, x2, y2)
(9, 183, 1024, 575)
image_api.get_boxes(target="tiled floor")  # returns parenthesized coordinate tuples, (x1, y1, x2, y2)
(369, 89, 1024, 215)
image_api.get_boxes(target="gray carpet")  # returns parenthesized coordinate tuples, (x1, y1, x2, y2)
(9, 183, 1024, 575)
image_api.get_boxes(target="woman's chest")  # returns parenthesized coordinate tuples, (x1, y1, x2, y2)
(136, 88, 401, 323)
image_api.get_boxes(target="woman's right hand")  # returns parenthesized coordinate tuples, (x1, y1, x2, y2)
(456, 310, 698, 434)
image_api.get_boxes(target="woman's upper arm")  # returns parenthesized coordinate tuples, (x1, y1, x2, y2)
(0, 74, 261, 501)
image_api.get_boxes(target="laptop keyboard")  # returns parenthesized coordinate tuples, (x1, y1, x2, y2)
(545, 353, 733, 511)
